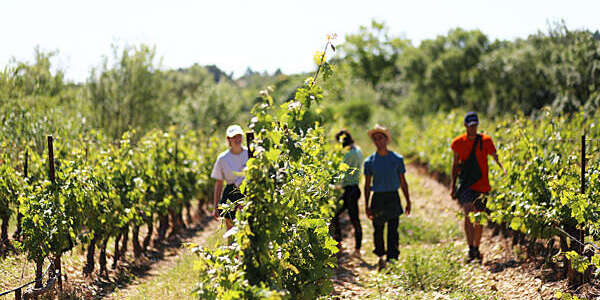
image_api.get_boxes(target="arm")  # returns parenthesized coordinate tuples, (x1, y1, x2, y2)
(450, 152, 460, 199)
(492, 152, 507, 177)
(399, 173, 411, 215)
(213, 179, 224, 219)
(364, 175, 372, 220)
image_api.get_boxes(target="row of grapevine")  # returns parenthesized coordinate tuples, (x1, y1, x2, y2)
(0, 127, 224, 289)
(392, 109, 600, 282)
(191, 39, 346, 299)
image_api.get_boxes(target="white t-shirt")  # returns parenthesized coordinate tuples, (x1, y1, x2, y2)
(211, 148, 249, 187)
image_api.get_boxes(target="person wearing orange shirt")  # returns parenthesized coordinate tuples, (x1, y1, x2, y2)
(450, 112, 505, 262)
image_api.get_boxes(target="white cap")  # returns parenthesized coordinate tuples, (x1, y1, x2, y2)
(226, 125, 244, 138)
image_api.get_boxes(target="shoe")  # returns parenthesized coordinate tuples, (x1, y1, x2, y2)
(377, 257, 386, 271)
(466, 246, 475, 262)
(473, 248, 483, 262)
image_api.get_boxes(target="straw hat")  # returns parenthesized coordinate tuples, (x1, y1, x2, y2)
(367, 124, 391, 142)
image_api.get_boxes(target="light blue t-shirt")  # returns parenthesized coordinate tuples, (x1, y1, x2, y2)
(363, 151, 406, 192)
(341, 146, 363, 187)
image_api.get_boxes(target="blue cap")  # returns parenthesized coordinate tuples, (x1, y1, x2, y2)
(464, 112, 479, 126)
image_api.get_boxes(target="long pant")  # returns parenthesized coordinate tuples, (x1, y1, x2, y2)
(373, 216, 399, 260)
(332, 185, 362, 249)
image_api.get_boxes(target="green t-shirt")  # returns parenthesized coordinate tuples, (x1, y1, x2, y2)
(342, 146, 363, 187)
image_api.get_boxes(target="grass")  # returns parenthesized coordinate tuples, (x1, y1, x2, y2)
(340, 171, 500, 300)
(368, 243, 498, 300)
(115, 252, 200, 300)
(112, 223, 227, 299)
(396, 216, 460, 245)
(364, 232, 500, 300)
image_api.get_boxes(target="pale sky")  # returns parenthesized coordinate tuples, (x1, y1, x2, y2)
(1, 0, 599, 82)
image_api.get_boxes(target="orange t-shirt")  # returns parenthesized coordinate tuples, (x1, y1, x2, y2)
(450, 133, 497, 193)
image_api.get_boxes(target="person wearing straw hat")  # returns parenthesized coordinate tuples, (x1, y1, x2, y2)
(363, 124, 411, 270)
(450, 112, 505, 262)
(211, 124, 248, 231)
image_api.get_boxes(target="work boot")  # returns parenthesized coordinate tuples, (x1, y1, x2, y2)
(377, 257, 386, 271)
(467, 246, 475, 262)
(473, 247, 483, 262)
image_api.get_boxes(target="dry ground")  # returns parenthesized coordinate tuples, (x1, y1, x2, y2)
(331, 165, 568, 299)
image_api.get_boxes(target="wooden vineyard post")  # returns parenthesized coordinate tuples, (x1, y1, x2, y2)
(581, 134, 586, 199)
(246, 131, 255, 158)
(567, 134, 587, 286)
(579, 134, 588, 284)
(157, 140, 170, 242)
(32, 143, 45, 290)
(581, 134, 593, 283)
(173, 137, 186, 232)
(48, 137, 55, 184)
(12, 149, 27, 241)
(47, 136, 63, 292)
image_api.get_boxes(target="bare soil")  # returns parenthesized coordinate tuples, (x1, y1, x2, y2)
(332, 165, 572, 300)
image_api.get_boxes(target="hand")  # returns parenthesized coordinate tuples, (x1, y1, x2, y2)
(405, 202, 411, 216)
(450, 186, 457, 199)
(366, 207, 373, 220)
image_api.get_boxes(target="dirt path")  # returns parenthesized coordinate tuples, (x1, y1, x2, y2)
(103, 217, 220, 299)
(332, 165, 566, 299)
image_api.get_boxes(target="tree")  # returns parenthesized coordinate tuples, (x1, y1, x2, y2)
(342, 20, 410, 87)
(87, 44, 166, 140)
(400, 28, 491, 113)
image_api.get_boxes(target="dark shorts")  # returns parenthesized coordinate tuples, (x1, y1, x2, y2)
(371, 191, 403, 226)
(219, 184, 244, 219)
(458, 188, 487, 211)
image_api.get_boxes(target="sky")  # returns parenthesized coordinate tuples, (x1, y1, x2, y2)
(1, 0, 599, 82)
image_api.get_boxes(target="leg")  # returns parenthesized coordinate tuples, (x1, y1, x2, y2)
(473, 220, 483, 247)
(462, 202, 475, 246)
(472, 195, 485, 248)
(347, 186, 362, 250)
(331, 188, 346, 245)
(472, 201, 484, 257)
(331, 209, 343, 244)
(372, 221, 386, 257)
(386, 217, 399, 260)
(463, 201, 484, 260)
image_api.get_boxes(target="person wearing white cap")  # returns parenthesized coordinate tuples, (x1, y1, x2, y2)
(211, 124, 248, 230)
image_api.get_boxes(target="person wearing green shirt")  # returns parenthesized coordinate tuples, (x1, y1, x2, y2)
(332, 130, 363, 257)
